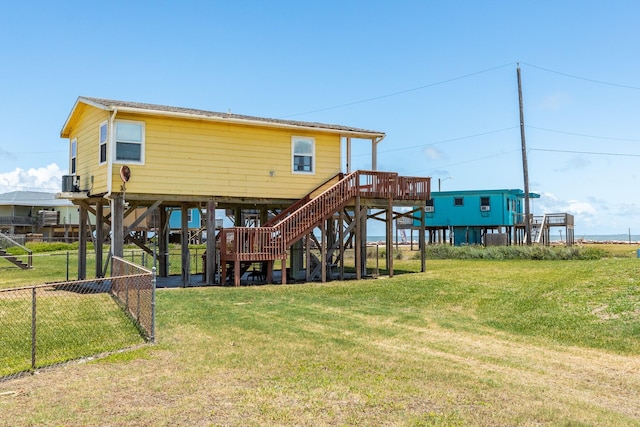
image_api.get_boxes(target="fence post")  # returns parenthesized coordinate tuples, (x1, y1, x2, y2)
(31, 286, 37, 371)
(66, 251, 69, 282)
(151, 267, 156, 343)
(136, 274, 141, 323)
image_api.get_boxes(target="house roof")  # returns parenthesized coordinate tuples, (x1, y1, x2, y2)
(432, 189, 541, 198)
(0, 191, 75, 207)
(61, 97, 386, 139)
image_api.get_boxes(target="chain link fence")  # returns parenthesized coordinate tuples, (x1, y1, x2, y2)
(0, 257, 154, 381)
(1, 247, 205, 284)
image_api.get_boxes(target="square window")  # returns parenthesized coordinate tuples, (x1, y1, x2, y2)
(454, 197, 464, 206)
(425, 199, 435, 212)
(115, 121, 144, 163)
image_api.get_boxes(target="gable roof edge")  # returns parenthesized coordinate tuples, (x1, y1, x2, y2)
(60, 97, 112, 138)
(61, 97, 385, 140)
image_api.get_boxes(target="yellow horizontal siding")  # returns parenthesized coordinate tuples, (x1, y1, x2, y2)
(110, 113, 341, 199)
(70, 107, 109, 193)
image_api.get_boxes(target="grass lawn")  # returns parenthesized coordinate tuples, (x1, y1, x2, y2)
(0, 251, 639, 425)
(0, 291, 144, 377)
(0, 245, 206, 289)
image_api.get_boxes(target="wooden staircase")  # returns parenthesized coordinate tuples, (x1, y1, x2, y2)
(0, 248, 30, 269)
(531, 214, 547, 244)
(219, 170, 430, 285)
(0, 231, 32, 270)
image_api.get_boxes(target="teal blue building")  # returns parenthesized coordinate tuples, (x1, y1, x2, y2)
(413, 189, 540, 246)
(167, 208, 203, 243)
(168, 208, 201, 230)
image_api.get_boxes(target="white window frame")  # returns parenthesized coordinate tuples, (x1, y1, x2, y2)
(425, 199, 435, 212)
(70, 138, 77, 175)
(291, 136, 315, 174)
(114, 120, 145, 164)
(99, 120, 108, 165)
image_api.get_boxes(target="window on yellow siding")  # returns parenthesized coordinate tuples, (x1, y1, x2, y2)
(292, 136, 315, 174)
(115, 120, 145, 163)
(70, 139, 77, 174)
(99, 121, 108, 164)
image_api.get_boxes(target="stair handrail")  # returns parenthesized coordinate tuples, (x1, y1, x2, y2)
(221, 170, 430, 259)
(535, 214, 547, 244)
(264, 172, 344, 227)
(276, 170, 361, 248)
(0, 231, 33, 268)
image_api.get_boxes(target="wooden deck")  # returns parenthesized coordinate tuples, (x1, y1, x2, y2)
(219, 170, 430, 285)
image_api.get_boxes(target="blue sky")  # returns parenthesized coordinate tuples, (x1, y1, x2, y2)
(1, 1, 639, 236)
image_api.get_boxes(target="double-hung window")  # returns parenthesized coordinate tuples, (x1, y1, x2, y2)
(115, 120, 145, 163)
(70, 139, 77, 175)
(99, 121, 108, 164)
(292, 136, 315, 174)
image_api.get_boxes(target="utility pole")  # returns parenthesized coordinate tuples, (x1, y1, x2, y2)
(517, 63, 532, 245)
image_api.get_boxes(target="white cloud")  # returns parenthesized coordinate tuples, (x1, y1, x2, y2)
(613, 202, 640, 217)
(535, 192, 611, 233)
(423, 145, 445, 160)
(553, 155, 591, 172)
(0, 163, 66, 193)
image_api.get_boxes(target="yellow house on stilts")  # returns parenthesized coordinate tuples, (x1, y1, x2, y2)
(59, 97, 430, 286)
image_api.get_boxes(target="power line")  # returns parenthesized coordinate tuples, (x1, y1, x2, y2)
(352, 126, 518, 157)
(530, 148, 640, 157)
(281, 62, 514, 118)
(280, 61, 640, 121)
(520, 62, 640, 90)
(526, 125, 640, 142)
(407, 149, 521, 176)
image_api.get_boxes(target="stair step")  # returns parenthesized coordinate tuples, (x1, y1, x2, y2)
(0, 249, 30, 270)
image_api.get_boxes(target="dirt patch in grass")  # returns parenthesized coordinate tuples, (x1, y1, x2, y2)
(1, 319, 639, 426)
(373, 322, 640, 421)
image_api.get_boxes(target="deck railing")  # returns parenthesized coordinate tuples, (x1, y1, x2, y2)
(0, 215, 36, 226)
(0, 231, 33, 268)
(220, 171, 430, 262)
(263, 172, 344, 227)
(517, 213, 574, 227)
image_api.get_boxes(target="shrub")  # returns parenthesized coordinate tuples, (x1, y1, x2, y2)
(411, 245, 610, 261)
(578, 246, 607, 260)
(370, 247, 403, 260)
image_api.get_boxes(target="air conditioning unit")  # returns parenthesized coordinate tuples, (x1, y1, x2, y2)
(425, 206, 435, 213)
(480, 205, 491, 212)
(61, 175, 80, 192)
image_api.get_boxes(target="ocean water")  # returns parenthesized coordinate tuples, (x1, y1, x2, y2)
(367, 234, 640, 243)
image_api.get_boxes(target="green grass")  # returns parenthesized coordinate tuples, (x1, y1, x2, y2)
(0, 243, 207, 289)
(158, 258, 639, 354)
(2, 245, 639, 425)
(405, 244, 613, 260)
(0, 291, 144, 377)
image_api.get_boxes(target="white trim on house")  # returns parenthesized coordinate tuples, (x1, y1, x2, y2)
(70, 138, 77, 175)
(291, 136, 315, 175)
(114, 120, 145, 165)
(99, 120, 108, 165)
